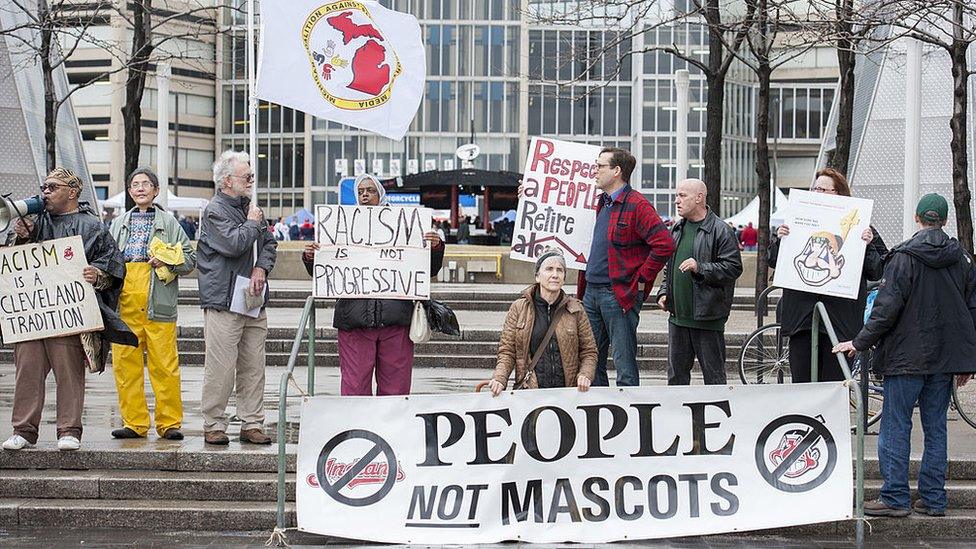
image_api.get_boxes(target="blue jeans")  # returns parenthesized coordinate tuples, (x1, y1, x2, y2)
(582, 283, 642, 386)
(878, 373, 953, 511)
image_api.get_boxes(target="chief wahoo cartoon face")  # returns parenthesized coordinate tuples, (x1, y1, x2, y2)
(793, 231, 846, 286)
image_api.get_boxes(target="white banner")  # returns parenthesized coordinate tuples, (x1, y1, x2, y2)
(511, 137, 602, 271)
(311, 205, 432, 299)
(297, 383, 853, 543)
(0, 236, 103, 344)
(773, 190, 874, 299)
(256, 1, 425, 141)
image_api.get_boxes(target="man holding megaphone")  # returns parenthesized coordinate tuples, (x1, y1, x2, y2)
(1, 167, 136, 452)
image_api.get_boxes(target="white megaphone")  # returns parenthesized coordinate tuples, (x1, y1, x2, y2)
(0, 194, 45, 232)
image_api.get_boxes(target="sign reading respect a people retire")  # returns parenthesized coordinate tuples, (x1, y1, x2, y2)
(297, 383, 853, 543)
(311, 204, 433, 300)
(511, 137, 603, 271)
(0, 236, 103, 344)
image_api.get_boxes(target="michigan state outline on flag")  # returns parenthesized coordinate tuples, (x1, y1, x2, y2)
(256, 0, 425, 141)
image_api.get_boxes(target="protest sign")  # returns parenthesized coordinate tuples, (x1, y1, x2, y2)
(511, 137, 602, 271)
(297, 383, 853, 543)
(0, 236, 103, 344)
(772, 190, 874, 299)
(311, 205, 433, 299)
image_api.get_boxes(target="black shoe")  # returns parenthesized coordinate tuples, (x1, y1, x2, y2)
(912, 500, 946, 516)
(864, 499, 910, 517)
(111, 427, 144, 439)
(161, 428, 184, 441)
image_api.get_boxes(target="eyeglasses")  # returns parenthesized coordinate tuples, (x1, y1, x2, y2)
(128, 181, 156, 190)
(595, 162, 612, 169)
(813, 186, 836, 194)
(40, 183, 72, 192)
(230, 173, 255, 182)
(357, 188, 378, 195)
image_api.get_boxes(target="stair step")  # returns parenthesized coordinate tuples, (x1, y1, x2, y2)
(0, 448, 296, 473)
(864, 479, 976, 508)
(0, 498, 295, 530)
(0, 470, 296, 502)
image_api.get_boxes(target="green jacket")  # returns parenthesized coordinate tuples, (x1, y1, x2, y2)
(110, 206, 196, 322)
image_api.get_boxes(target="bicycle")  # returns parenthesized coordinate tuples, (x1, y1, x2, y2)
(738, 286, 883, 429)
(952, 375, 976, 429)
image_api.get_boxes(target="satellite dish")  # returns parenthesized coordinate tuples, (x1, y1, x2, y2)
(456, 144, 481, 161)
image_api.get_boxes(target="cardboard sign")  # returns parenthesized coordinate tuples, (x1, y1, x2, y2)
(511, 137, 602, 270)
(296, 383, 853, 543)
(0, 236, 104, 344)
(773, 190, 875, 299)
(311, 205, 433, 300)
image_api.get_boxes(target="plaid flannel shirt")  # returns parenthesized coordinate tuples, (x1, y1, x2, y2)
(577, 186, 675, 312)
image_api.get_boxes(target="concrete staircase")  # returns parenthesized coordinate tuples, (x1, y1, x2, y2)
(179, 288, 777, 312)
(0, 328, 756, 372)
(1, 447, 975, 540)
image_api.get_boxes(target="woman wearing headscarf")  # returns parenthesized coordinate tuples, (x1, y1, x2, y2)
(489, 249, 597, 395)
(768, 168, 888, 382)
(303, 174, 444, 395)
(109, 167, 196, 439)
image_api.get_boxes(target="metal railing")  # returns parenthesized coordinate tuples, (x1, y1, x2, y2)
(276, 295, 318, 531)
(811, 301, 865, 548)
(755, 285, 782, 329)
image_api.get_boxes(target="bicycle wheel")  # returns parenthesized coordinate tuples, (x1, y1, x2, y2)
(952, 376, 976, 429)
(739, 323, 791, 384)
(848, 354, 883, 429)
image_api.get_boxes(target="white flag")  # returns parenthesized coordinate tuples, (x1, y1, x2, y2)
(256, 0, 425, 141)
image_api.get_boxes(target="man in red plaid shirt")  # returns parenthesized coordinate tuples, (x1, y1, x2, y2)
(577, 148, 676, 386)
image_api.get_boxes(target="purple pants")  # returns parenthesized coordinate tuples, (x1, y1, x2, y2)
(337, 325, 414, 396)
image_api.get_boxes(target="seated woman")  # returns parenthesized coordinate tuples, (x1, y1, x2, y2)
(489, 249, 597, 395)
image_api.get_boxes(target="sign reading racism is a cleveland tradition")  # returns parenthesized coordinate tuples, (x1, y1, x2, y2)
(311, 204, 433, 300)
(0, 236, 103, 344)
(296, 383, 853, 544)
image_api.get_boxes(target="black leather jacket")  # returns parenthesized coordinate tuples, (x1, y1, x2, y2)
(304, 246, 444, 331)
(657, 209, 743, 321)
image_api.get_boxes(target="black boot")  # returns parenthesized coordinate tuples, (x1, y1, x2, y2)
(111, 427, 144, 439)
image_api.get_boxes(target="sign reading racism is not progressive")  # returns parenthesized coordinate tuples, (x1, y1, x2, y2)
(511, 137, 603, 271)
(297, 383, 853, 544)
(311, 205, 433, 300)
(0, 236, 103, 344)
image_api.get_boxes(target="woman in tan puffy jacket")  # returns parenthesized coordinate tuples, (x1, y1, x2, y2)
(489, 249, 598, 395)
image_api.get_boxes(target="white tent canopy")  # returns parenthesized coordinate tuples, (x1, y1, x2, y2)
(102, 190, 209, 212)
(724, 188, 791, 227)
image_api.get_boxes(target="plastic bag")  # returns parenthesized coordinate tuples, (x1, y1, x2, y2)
(410, 301, 433, 343)
(424, 300, 460, 336)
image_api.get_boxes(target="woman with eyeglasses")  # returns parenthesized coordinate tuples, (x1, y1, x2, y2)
(768, 168, 888, 382)
(302, 174, 445, 395)
(108, 167, 196, 440)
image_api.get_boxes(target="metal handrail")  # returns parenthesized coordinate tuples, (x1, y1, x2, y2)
(755, 285, 781, 329)
(811, 301, 865, 548)
(276, 295, 317, 531)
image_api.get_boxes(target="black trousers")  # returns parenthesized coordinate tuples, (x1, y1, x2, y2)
(667, 324, 727, 385)
(788, 330, 846, 383)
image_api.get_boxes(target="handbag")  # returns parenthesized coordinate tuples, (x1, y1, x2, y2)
(424, 300, 461, 336)
(410, 301, 433, 343)
(514, 308, 564, 390)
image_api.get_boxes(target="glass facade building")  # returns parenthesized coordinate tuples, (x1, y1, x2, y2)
(218, 1, 829, 218)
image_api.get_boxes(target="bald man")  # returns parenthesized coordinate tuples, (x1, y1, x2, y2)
(656, 179, 742, 385)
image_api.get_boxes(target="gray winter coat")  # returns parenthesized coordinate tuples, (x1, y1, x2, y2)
(196, 191, 277, 311)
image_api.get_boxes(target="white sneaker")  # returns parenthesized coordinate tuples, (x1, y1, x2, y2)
(57, 436, 80, 451)
(2, 434, 32, 450)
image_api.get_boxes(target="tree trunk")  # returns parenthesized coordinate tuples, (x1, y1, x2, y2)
(703, 72, 725, 213)
(828, 0, 856, 175)
(702, 0, 726, 213)
(122, 0, 153, 209)
(949, 40, 973, 255)
(38, 0, 56, 171)
(755, 62, 772, 297)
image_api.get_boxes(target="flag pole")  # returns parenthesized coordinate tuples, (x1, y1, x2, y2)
(246, 0, 258, 204)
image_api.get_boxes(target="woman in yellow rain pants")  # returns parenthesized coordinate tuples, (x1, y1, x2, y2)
(109, 168, 196, 440)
